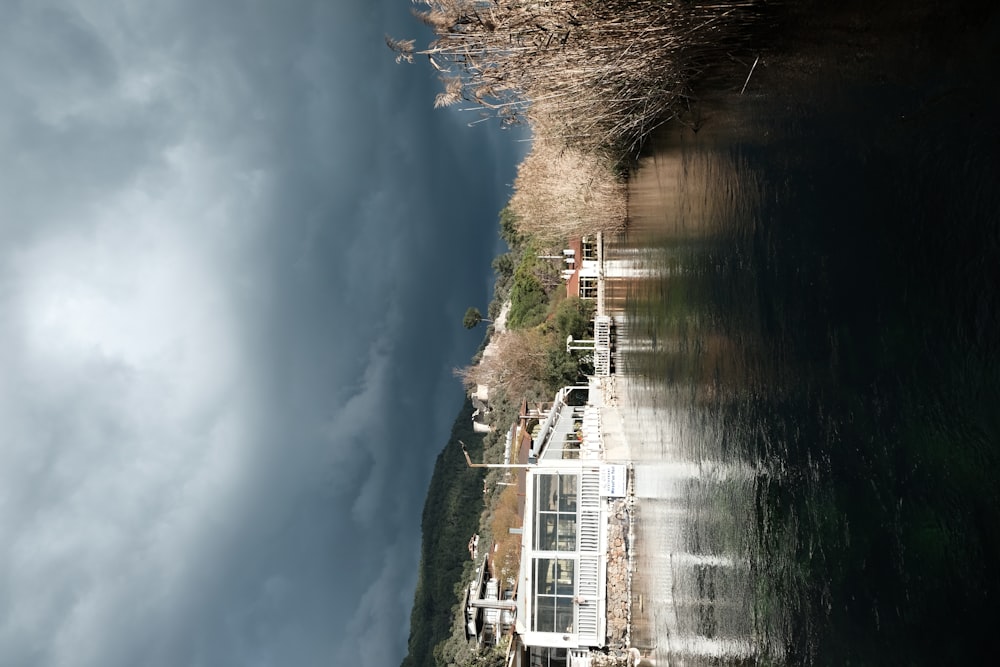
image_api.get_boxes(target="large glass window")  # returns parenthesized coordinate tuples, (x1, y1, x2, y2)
(534, 474, 578, 551)
(533, 558, 575, 633)
(532, 474, 579, 634)
(529, 647, 568, 667)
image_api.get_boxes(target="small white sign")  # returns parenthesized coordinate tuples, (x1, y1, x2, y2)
(600, 464, 627, 497)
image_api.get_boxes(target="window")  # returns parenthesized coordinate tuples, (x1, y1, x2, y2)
(561, 432, 581, 460)
(534, 475, 577, 551)
(531, 473, 580, 634)
(529, 647, 568, 667)
(533, 558, 575, 633)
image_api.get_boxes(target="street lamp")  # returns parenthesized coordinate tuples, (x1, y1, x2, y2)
(458, 440, 536, 469)
(566, 335, 597, 353)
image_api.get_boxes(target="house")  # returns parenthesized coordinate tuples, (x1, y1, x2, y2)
(510, 385, 628, 667)
(459, 373, 631, 666)
(472, 399, 494, 434)
(562, 237, 600, 300)
(465, 551, 516, 648)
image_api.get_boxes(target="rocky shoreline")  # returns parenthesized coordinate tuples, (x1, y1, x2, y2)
(596, 234, 647, 664)
(605, 499, 631, 648)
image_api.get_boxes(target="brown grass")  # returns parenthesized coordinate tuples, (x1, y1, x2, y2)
(394, 0, 761, 161)
(509, 138, 628, 244)
(489, 483, 523, 589)
(391, 1, 761, 244)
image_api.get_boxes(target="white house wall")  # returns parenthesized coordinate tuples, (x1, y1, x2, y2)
(516, 465, 608, 650)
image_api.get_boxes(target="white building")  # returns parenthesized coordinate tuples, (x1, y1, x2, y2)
(513, 386, 628, 667)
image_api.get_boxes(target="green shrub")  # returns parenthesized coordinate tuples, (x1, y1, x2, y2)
(553, 297, 595, 339)
(507, 253, 549, 329)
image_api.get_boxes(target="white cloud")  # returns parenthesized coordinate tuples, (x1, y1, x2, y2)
(0, 81, 263, 664)
(0, 1, 517, 665)
(337, 542, 418, 667)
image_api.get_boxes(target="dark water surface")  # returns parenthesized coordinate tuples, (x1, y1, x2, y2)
(606, 2, 1000, 664)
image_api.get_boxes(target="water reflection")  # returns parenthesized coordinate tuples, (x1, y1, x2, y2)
(605, 2, 1000, 664)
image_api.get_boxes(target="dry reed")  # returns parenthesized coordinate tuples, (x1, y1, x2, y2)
(389, 1, 761, 241)
(390, 0, 761, 160)
(509, 138, 628, 243)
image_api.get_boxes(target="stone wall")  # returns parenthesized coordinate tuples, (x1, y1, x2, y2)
(605, 499, 630, 648)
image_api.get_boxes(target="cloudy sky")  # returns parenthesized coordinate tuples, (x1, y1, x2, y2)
(0, 1, 525, 665)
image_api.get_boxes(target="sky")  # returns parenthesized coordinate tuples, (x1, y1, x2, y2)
(0, 1, 526, 665)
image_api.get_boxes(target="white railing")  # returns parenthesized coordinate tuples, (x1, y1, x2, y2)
(593, 316, 612, 376)
(575, 469, 602, 646)
(575, 555, 600, 646)
(581, 405, 602, 459)
(576, 556, 604, 646)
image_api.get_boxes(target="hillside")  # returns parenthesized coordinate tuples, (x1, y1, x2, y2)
(400, 399, 486, 667)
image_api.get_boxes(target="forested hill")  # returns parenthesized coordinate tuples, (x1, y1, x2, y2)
(401, 398, 486, 667)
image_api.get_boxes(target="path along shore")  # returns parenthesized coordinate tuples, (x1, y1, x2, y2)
(591, 232, 649, 662)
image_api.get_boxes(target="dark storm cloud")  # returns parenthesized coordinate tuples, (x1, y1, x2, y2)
(0, 1, 523, 666)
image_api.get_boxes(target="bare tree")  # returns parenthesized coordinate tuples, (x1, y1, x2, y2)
(509, 138, 628, 243)
(454, 328, 549, 400)
(391, 1, 761, 160)
(389, 2, 761, 244)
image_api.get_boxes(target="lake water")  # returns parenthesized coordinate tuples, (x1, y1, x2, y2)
(604, 2, 1000, 664)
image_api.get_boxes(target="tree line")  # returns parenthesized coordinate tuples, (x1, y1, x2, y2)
(390, 0, 763, 243)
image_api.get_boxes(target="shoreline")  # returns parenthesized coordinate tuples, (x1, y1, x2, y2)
(591, 232, 645, 661)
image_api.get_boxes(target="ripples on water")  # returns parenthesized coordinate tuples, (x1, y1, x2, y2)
(605, 2, 1000, 664)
